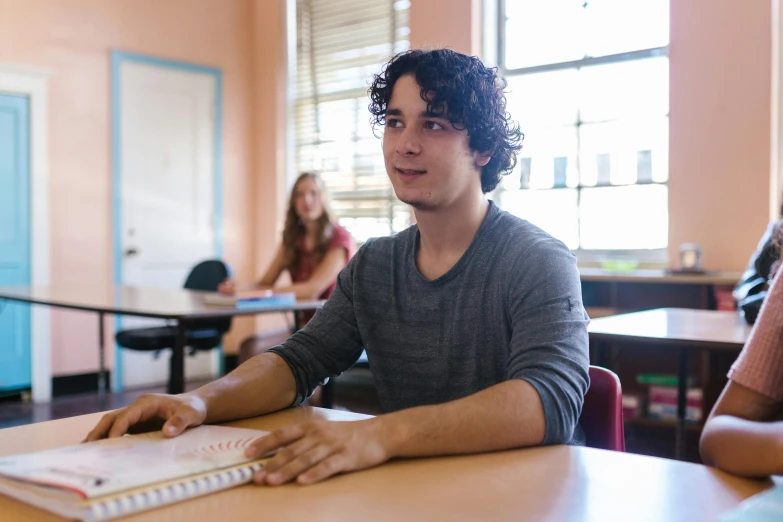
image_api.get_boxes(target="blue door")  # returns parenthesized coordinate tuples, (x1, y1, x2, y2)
(0, 94, 31, 392)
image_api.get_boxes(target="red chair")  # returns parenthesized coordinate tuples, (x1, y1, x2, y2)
(580, 365, 626, 451)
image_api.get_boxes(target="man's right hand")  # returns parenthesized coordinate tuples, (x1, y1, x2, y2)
(83, 393, 208, 442)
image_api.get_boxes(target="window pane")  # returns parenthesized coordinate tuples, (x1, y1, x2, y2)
(579, 57, 669, 123)
(584, 0, 669, 58)
(337, 202, 409, 244)
(497, 188, 579, 249)
(579, 184, 668, 249)
(318, 99, 359, 141)
(507, 126, 578, 189)
(506, 70, 579, 128)
(579, 118, 669, 186)
(504, 0, 584, 69)
(503, 0, 669, 70)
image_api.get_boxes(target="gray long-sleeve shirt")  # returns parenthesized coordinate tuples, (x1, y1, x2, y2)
(270, 201, 590, 445)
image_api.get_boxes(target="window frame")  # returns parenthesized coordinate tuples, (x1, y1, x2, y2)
(494, 0, 670, 264)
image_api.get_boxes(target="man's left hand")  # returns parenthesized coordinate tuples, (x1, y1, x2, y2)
(245, 418, 393, 485)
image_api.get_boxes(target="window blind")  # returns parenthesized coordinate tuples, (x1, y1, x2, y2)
(295, 0, 411, 243)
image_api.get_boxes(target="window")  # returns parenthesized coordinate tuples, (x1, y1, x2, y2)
(294, 0, 411, 243)
(496, 0, 670, 253)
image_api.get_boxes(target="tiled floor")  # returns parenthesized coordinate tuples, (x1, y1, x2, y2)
(0, 369, 382, 430)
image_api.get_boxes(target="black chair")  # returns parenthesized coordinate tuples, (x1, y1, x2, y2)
(115, 260, 232, 390)
(322, 350, 371, 409)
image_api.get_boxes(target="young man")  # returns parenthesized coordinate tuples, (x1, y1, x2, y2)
(86, 49, 590, 486)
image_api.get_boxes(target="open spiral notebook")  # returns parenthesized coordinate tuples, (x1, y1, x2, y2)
(0, 425, 271, 521)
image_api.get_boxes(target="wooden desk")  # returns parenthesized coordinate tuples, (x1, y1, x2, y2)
(579, 268, 743, 285)
(588, 308, 751, 350)
(588, 308, 752, 459)
(0, 285, 324, 397)
(0, 407, 775, 522)
(580, 269, 742, 316)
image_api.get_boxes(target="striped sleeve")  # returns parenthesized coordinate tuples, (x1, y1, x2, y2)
(728, 270, 783, 400)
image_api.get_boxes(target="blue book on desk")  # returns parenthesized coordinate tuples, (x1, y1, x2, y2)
(720, 485, 783, 522)
(234, 293, 296, 309)
(203, 292, 296, 308)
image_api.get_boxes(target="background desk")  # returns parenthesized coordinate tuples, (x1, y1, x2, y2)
(580, 268, 741, 317)
(588, 308, 751, 460)
(0, 285, 324, 398)
(0, 407, 775, 522)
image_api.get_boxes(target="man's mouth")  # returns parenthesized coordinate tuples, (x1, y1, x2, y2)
(396, 168, 427, 176)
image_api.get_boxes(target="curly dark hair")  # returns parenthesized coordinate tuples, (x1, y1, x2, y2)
(369, 49, 524, 193)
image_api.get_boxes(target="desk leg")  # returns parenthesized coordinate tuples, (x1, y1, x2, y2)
(98, 312, 107, 403)
(293, 310, 301, 331)
(168, 321, 186, 394)
(675, 349, 690, 460)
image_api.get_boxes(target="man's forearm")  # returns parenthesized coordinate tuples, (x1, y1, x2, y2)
(379, 379, 546, 458)
(700, 416, 783, 477)
(190, 353, 297, 424)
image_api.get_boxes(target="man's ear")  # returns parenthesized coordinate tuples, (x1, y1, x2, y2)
(474, 152, 492, 168)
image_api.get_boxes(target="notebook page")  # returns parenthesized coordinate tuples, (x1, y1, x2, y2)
(0, 425, 268, 499)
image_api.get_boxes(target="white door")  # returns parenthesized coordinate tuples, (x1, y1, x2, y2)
(118, 59, 220, 389)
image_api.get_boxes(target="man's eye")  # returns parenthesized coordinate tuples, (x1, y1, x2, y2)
(425, 121, 445, 130)
(387, 118, 402, 128)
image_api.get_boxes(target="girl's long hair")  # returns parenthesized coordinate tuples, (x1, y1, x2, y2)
(281, 172, 335, 270)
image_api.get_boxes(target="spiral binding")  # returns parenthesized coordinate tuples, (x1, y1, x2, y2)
(88, 462, 263, 521)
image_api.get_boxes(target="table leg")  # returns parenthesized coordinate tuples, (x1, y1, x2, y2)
(168, 321, 186, 394)
(293, 310, 301, 331)
(675, 349, 690, 460)
(98, 312, 107, 403)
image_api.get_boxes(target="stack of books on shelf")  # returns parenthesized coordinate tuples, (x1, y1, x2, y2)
(636, 374, 703, 423)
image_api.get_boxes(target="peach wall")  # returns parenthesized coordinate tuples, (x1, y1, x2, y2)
(410, 0, 483, 55)
(668, 0, 773, 271)
(0, 0, 264, 375)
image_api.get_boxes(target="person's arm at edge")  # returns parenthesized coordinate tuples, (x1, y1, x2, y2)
(701, 268, 783, 477)
(699, 381, 783, 477)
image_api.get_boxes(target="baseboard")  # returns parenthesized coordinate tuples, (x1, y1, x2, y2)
(33, 354, 240, 399)
(52, 371, 111, 398)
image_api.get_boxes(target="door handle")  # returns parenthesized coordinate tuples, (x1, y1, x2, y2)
(124, 247, 139, 257)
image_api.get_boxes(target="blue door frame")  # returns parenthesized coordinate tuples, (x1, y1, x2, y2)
(0, 93, 32, 392)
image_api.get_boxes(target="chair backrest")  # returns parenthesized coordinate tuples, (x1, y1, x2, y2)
(580, 365, 625, 452)
(185, 260, 232, 333)
(184, 260, 231, 291)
